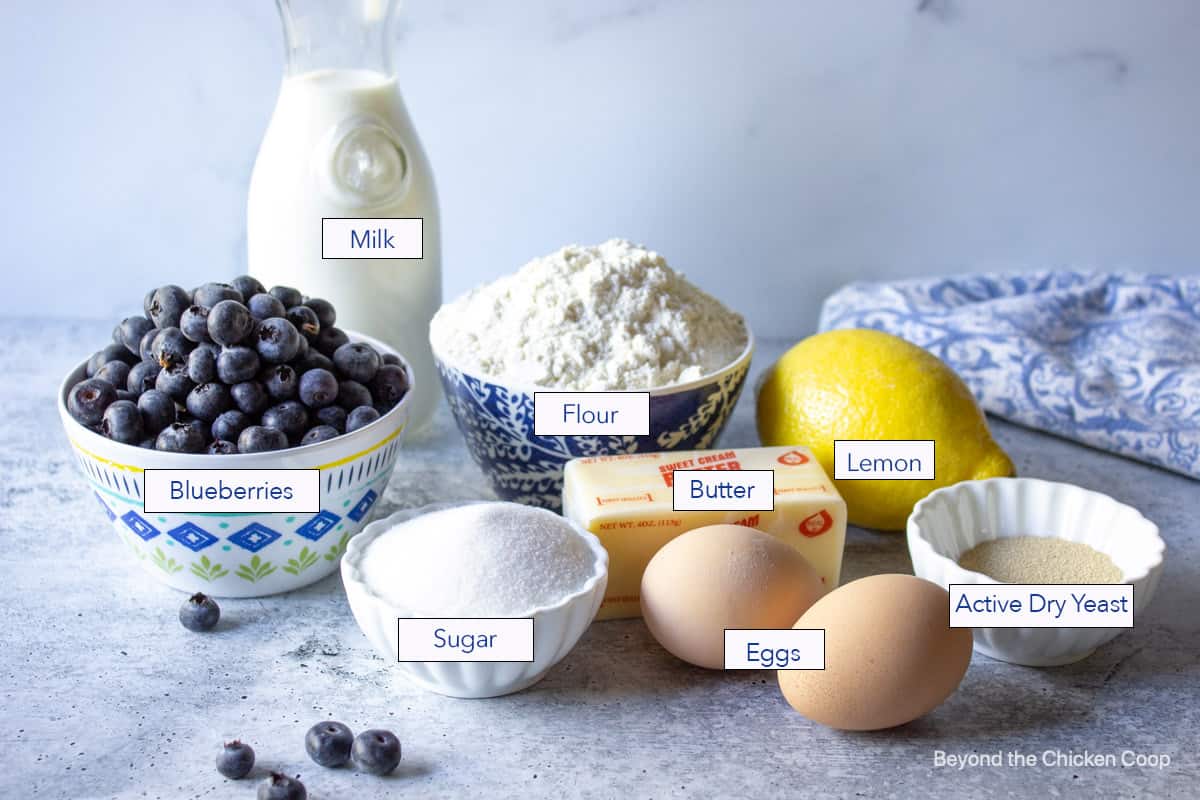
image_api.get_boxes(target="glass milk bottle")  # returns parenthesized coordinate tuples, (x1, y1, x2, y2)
(248, 0, 440, 432)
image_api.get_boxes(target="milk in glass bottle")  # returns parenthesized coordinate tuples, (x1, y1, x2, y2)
(248, 0, 440, 432)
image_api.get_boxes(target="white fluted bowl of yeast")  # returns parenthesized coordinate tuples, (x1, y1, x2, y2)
(342, 502, 609, 698)
(907, 477, 1165, 666)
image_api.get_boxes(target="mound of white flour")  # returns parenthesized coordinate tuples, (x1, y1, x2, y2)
(430, 239, 747, 390)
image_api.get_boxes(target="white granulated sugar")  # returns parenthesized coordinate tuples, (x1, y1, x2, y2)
(430, 239, 748, 390)
(362, 502, 597, 616)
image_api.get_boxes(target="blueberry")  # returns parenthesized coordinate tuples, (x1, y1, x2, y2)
(211, 409, 250, 442)
(68, 378, 117, 426)
(118, 316, 155, 355)
(298, 368, 338, 408)
(156, 421, 206, 453)
(262, 401, 309, 443)
(115, 389, 140, 403)
(369, 364, 410, 411)
(126, 361, 161, 395)
(257, 772, 306, 800)
(336, 379, 372, 411)
(138, 389, 176, 434)
(100, 400, 144, 444)
(286, 305, 321, 341)
(345, 405, 380, 433)
(333, 342, 380, 384)
(88, 343, 136, 376)
(151, 327, 194, 368)
(238, 425, 289, 453)
(209, 300, 254, 347)
(208, 439, 238, 455)
(147, 284, 190, 329)
(179, 592, 220, 631)
(95, 360, 132, 390)
(138, 437, 156, 449)
(315, 405, 347, 433)
(138, 328, 158, 362)
(268, 285, 303, 309)
(305, 720, 354, 768)
(293, 349, 335, 375)
(216, 739, 255, 779)
(380, 352, 401, 366)
(193, 281, 243, 307)
(303, 297, 336, 329)
(230, 274, 265, 299)
(155, 362, 195, 403)
(186, 382, 233, 423)
(143, 288, 156, 318)
(300, 425, 340, 445)
(247, 292, 287, 321)
(314, 326, 350, 357)
(180, 304, 212, 343)
(179, 413, 211, 444)
(261, 364, 298, 400)
(255, 317, 303, 364)
(187, 345, 218, 384)
(217, 346, 260, 384)
(352, 729, 401, 776)
(231, 381, 270, 416)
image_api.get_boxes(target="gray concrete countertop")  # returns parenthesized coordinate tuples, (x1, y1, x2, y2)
(3, 318, 1197, 799)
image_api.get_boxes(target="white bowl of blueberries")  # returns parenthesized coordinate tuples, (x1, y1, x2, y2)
(58, 275, 414, 597)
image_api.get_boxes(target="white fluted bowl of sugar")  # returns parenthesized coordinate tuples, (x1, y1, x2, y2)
(907, 477, 1165, 667)
(342, 501, 608, 697)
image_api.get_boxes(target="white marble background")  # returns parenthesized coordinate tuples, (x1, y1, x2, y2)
(2, 0, 1198, 337)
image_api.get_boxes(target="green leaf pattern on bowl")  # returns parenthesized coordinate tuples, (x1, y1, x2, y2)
(235, 554, 276, 583)
(281, 546, 319, 576)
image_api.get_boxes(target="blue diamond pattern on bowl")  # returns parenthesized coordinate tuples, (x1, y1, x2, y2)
(347, 489, 378, 522)
(94, 491, 115, 521)
(121, 510, 160, 541)
(295, 510, 340, 542)
(228, 523, 281, 553)
(166, 522, 219, 552)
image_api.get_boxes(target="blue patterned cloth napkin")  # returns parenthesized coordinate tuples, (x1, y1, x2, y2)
(818, 272, 1200, 480)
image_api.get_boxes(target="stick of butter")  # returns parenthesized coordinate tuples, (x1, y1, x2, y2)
(563, 445, 847, 620)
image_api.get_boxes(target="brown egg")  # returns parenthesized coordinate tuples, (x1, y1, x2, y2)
(778, 573, 972, 730)
(641, 524, 826, 669)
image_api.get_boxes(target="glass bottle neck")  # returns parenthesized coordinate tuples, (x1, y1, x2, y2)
(277, 0, 397, 77)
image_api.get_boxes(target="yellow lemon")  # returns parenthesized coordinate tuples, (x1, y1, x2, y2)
(756, 329, 1014, 530)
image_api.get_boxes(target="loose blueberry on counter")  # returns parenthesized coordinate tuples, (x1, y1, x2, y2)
(180, 304, 212, 343)
(147, 284, 190, 329)
(216, 739, 255, 779)
(300, 425, 339, 445)
(314, 326, 349, 358)
(247, 292, 287, 321)
(186, 382, 233, 423)
(127, 361, 161, 395)
(304, 297, 336, 329)
(286, 305, 321, 341)
(155, 362, 196, 404)
(333, 342, 380, 384)
(138, 389, 176, 435)
(208, 439, 238, 455)
(305, 720, 354, 768)
(261, 364, 298, 401)
(345, 405, 380, 434)
(298, 368, 338, 408)
(155, 421, 207, 453)
(101, 400, 144, 444)
(217, 345, 260, 384)
(268, 285, 303, 309)
(238, 425, 289, 453)
(209, 299, 255, 347)
(193, 281, 243, 308)
(257, 772, 306, 800)
(370, 364, 410, 411)
(187, 345, 218, 384)
(230, 274, 265, 300)
(351, 729, 401, 776)
(117, 315, 155, 355)
(315, 405, 347, 433)
(211, 409, 250, 443)
(95, 360, 132, 391)
(151, 327, 193, 368)
(262, 400, 309, 442)
(231, 381, 270, 416)
(256, 317, 303, 364)
(68, 378, 118, 426)
(336, 379, 372, 411)
(179, 592, 220, 631)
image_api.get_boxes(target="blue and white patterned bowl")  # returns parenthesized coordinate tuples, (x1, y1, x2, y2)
(431, 334, 754, 510)
(57, 331, 413, 598)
